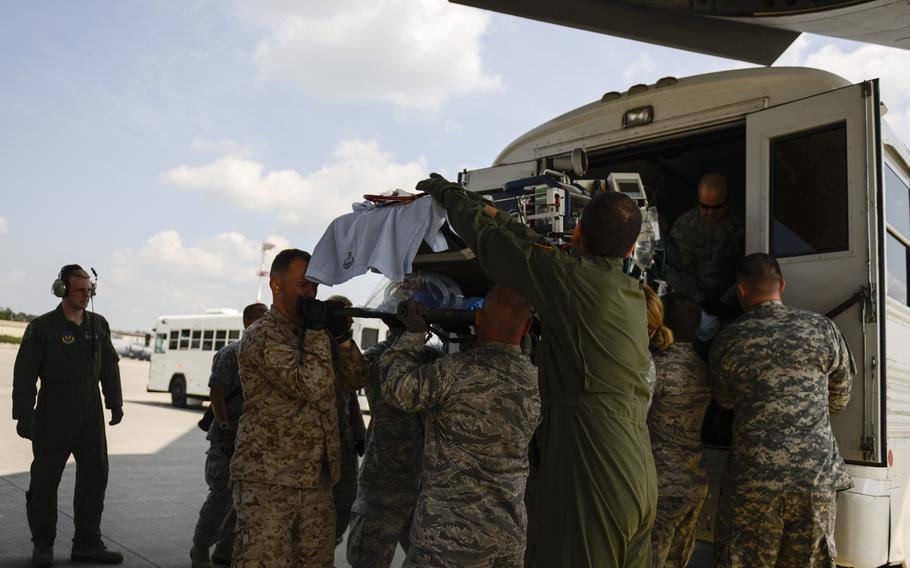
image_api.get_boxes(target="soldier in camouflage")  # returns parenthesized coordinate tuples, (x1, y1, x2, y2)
(229, 249, 367, 567)
(709, 253, 855, 568)
(379, 286, 541, 568)
(326, 295, 368, 546)
(667, 173, 745, 305)
(190, 302, 267, 568)
(347, 328, 441, 568)
(647, 294, 712, 568)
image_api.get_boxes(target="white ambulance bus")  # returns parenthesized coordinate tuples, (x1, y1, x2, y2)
(146, 310, 243, 407)
(147, 308, 387, 410)
(448, 66, 910, 568)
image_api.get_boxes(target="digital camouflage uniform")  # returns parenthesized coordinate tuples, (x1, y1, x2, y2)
(347, 338, 439, 568)
(427, 182, 655, 568)
(709, 301, 855, 568)
(647, 343, 712, 568)
(12, 305, 122, 550)
(192, 340, 243, 560)
(229, 307, 367, 568)
(667, 207, 745, 303)
(380, 332, 541, 568)
(334, 384, 367, 543)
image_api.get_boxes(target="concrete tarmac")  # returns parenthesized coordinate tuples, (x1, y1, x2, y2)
(0, 344, 404, 567)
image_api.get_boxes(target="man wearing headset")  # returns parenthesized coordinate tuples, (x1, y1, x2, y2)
(12, 264, 124, 567)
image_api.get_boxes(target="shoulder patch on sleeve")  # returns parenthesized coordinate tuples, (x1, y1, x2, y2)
(23, 322, 35, 341)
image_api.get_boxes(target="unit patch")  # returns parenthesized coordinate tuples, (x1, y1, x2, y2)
(62, 331, 76, 345)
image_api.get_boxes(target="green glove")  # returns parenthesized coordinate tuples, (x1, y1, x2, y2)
(396, 300, 428, 334)
(417, 172, 490, 207)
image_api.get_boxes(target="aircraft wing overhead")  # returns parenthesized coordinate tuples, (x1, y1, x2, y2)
(452, 0, 910, 65)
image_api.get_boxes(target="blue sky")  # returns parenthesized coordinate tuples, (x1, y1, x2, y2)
(2, 0, 910, 330)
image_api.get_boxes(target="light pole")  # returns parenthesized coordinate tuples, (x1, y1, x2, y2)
(256, 241, 276, 303)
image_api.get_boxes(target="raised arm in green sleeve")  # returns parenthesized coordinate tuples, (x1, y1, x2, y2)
(12, 321, 43, 420)
(98, 316, 123, 410)
(420, 174, 558, 313)
(379, 331, 455, 413)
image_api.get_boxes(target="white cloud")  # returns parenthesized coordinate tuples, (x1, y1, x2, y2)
(623, 54, 657, 83)
(0, 216, 8, 234)
(108, 229, 390, 328)
(190, 137, 251, 158)
(109, 231, 289, 326)
(161, 139, 428, 225)
(237, 0, 501, 108)
(776, 36, 910, 143)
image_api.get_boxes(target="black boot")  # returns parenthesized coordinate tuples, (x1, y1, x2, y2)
(70, 545, 123, 564)
(31, 546, 53, 568)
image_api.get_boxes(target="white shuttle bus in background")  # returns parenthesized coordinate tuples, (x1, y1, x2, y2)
(147, 309, 243, 408)
(443, 67, 910, 567)
(147, 307, 387, 411)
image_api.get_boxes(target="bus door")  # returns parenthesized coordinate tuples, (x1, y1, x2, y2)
(745, 80, 883, 464)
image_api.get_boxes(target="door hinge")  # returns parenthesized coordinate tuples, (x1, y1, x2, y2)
(864, 285, 877, 323)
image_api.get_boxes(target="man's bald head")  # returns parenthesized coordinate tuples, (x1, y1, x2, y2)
(476, 286, 534, 344)
(697, 173, 729, 223)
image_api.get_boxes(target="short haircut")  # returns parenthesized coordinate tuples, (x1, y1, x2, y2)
(662, 293, 701, 344)
(483, 285, 533, 336)
(580, 192, 643, 257)
(243, 303, 268, 322)
(736, 253, 782, 293)
(327, 295, 352, 307)
(270, 249, 311, 276)
(61, 264, 90, 285)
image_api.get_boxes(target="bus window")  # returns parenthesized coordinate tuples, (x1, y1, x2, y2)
(169, 330, 178, 350)
(179, 329, 191, 350)
(769, 122, 849, 258)
(886, 164, 910, 307)
(361, 327, 379, 349)
(214, 330, 227, 351)
(155, 333, 167, 354)
(191, 330, 202, 350)
(228, 330, 240, 343)
(887, 165, 910, 237)
(202, 330, 214, 351)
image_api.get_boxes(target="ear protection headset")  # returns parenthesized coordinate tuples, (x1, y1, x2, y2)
(52, 264, 97, 298)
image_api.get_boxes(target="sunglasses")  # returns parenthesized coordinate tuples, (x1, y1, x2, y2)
(698, 201, 727, 210)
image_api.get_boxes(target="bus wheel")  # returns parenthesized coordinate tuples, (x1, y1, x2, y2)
(170, 375, 187, 408)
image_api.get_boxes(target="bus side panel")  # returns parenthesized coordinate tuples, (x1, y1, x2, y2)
(886, 298, 910, 561)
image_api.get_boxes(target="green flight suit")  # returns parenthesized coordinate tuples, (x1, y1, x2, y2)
(12, 304, 122, 548)
(430, 187, 657, 567)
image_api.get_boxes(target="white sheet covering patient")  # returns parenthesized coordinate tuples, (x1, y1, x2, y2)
(306, 196, 449, 285)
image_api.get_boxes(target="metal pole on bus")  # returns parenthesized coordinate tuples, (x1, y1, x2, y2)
(256, 242, 275, 303)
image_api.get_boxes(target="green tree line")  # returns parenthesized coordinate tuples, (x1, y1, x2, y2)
(0, 306, 37, 322)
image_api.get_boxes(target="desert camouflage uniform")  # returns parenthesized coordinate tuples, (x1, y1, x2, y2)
(647, 343, 712, 568)
(347, 338, 436, 568)
(667, 207, 745, 303)
(380, 332, 541, 568)
(334, 386, 367, 543)
(193, 341, 242, 559)
(230, 307, 367, 567)
(709, 301, 855, 568)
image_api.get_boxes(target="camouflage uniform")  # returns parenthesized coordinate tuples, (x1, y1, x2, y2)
(193, 341, 243, 559)
(380, 332, 542, 568)
(647, 343, 712, 568)
(667, 207, 745, 302)
(334, 387, 366, 543)
(230, 307, 367, 567)
(347, 339, 434, 568)
(708, 301, 855, 568)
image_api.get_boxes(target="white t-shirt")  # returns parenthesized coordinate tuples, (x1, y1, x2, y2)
(306, 196, 449, 285)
